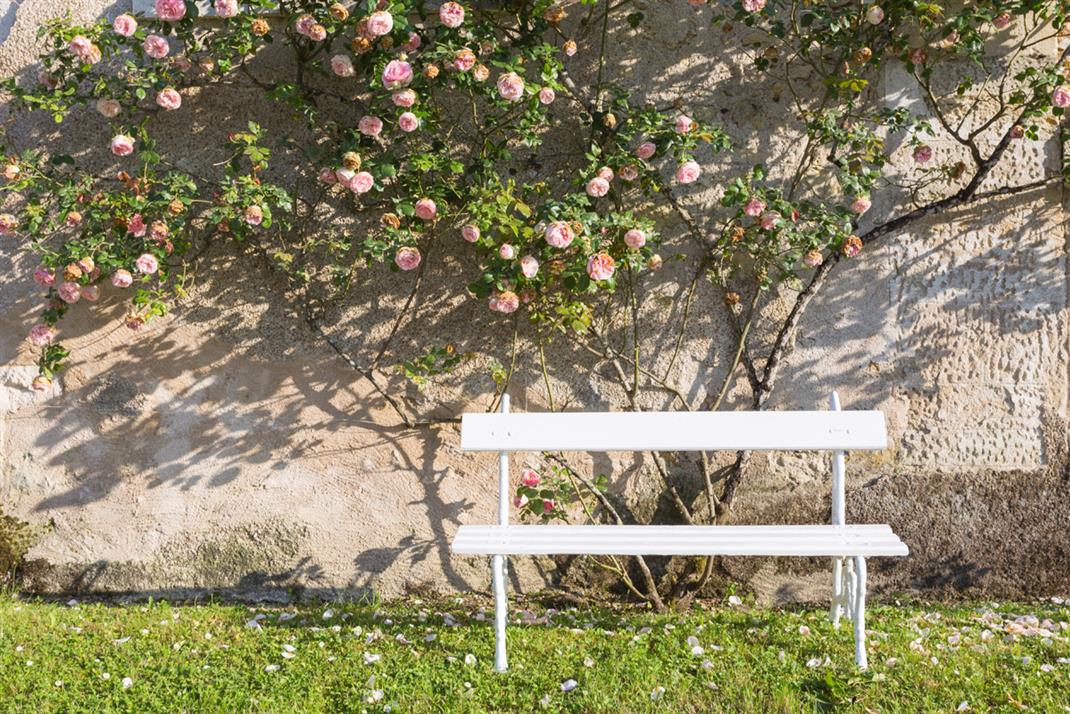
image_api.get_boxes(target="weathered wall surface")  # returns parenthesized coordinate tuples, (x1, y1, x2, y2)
(1, 0, 1068, 603)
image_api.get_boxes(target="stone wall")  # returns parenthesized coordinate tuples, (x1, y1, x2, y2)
(1, 0, 1067, 603)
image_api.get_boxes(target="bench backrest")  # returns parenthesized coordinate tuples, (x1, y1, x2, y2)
(461, 410, 887, 453)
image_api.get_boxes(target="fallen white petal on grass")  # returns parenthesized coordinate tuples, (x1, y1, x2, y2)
(957, 702, 968, 712)
(121, 677, 133, 690)
(806, 658, 821, 668)
(363, 652, 382, 664)
(583, 657, 595, 668)
(323, 609, 335, 619)
(650, 687, 665, 701)
(464, 653, 477, 666)
(798, 625, 811, 636)
(264, 664, 280, 673)
(728, 596, 743, 607)
(245, 620, 263, 631)
(560, 679, 578, 693)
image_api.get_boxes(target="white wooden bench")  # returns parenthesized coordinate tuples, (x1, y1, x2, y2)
(451, 393, 907, 670)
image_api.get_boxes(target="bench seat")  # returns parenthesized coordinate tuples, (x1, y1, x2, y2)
(453, 524, 908, 557)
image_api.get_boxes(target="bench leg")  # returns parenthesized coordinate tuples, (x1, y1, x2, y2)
(830, 557, 844, 628)
(852, 555, 868, 669)
(492, 554, 508, 672)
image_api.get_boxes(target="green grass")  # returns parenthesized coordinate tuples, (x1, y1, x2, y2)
(1, 595, 1068, 712)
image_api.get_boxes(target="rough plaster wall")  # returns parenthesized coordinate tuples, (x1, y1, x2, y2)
(0, 0, 1068, 603)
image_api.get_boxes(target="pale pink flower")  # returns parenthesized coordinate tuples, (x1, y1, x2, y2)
(675, 115, 693, 133)
(382, 60, 414, 89)
(398, 111, 420, 132)
(156, 87, 182, 110)
(760, 211, 780, 230)
(80, 285, 100, 301)
(36, 70, 58, 89)
(113, 14, 138, 36)
(453, 48, 476, 72)
(498, 243, 516, 260)
(461, 224, 480, 243)
(111, 134, 136, 156)
(586, 176, 610, 197)
(865, 5, 884, 24)
(335, 168, 356, 186)
(306, 24, 327, 41)
(520, 255, 539, 278)
(76, 256, 94, 273)
(842, 235, 863, 257)
(135, 253, 159, 274)
(597, 166, 614, 181)
(1053, 86, 1070, 108)
(544, 221, 574, 248)
(638, 141, 659, 160)
(359, 115, 383, 136)
(392, 89, 417, 107)
(803, 250, 823, 267)
(96, 98, 122, 117)
(744, 197, 765, 217)
(496, 72, 525, 102)
(395, 246, 422, 270)
(742, 0, 766, 13)
(563, 39, 577, 57)
(538, 87, 555, 104)
(521, 469, 540, 487)
(490, 290, 519, 313)
(28, 324, 55, 346)
(1009, 125, 1025, 139)
(909, 47, 927, 66)
(403, 32, 421, 52)
(244, 205, 264, 225)
(913, 145, 932, 163)
(513, 494, 528, 508)
(111, 269, 134, 288)
(65, 212, 81, 227)
(367, 11, 394, 36)
(331, 54, 355, 77)
(473, 64, 489, 82)
(349, 171, 374, 194)
(2, 163, 18, 181)
(993, 12, 1011, 29)
(150, 221, 169, 241)
(295, 14, 316, 35)
(58, 282, 81, 303)
(69, 36, 97, 63)
(647, 254, 663, 270)
(143, 34, 170, 59)
(414, 198, 437, 220)
(676, 160, 701, 184)
(0, 213, 16, 235)
(31, 376, 52, 392)
(127, 214, 147, 237)
(619, 164, 639, 181)
(156, 0, 187, 21)
(319, 167, 337, 184)
(542, 499, 555, 514)
(586, 252, 615, 281)
(624, 228, 646, 249)
(850, 196, 871, 214)
(214, 0, 239, 18)
(440, 1, 465, 27)
(33, 267, 55, 287)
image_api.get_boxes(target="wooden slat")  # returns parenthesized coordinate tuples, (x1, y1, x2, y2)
(452, 525, 908, 557)
(460, 411, 887, 452)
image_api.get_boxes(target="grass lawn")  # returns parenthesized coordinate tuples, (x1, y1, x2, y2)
(1, 594, 1068, 712)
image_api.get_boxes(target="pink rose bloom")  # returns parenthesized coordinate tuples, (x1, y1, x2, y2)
(520, 255, 539, 278)
(113, 14, 138, 36)
(135, 253, 159, 274)
(624, 228, 646, 249)
(513, 494, 528, 508)
(1009, 124, 1025, 139)
(359, 115, 383, 136)
(214, 0, 239, 18)
(538, 87, 555, 104)
(76, 256, 94, 273)
(307, 24, 327, 41)
(744, 197, 765, 217)
(318, 168, 337, 184)
(33, 267, 56, 287)
(490, 290, 519, 314)
(295, 15, 316, 35)
(28, 324, 55, 346)
(499, 243, 516, 260)
(96, 98, 122, 117)
(156, 87, 182, 110)
(0, 213, 16, 235)
(367, 11, 394, 36)
(80, 285, 100, 302)
(865, 5, 884, 24)
(635, 142, 656, 160)
(597, 166, 614, 181)
(403, 32, 421, 52)
(586, 176, 610, 197)
(461, 224, 480, 243)
(392, 89, 417, 107)
(31, 375, 52, 392)
(909, 48, 927, 65)
(440, 2, 465, 28)
(993, 12, 1011, 29)
(913, 145, 932, 163)
(143, 34, 170, 59)
(382, 60, 414, 89)
(675, 115, 693, 133)
(150, 221, 169, 241)
(742, 0, 766, 12)
(586, 252, 615, 281)
(349, 171, 374, 194)
(335, 168, 356, 186)
(850, 196, 871, 214)
(619, 164, 639, 181)
(453, 48, 476, 72)
(331, 54, 355, 77)
(647, 254, 663, 270)
(69, 36, 97, 63)
(127, 213, 147, 237)
(542, 499, 555, 514)
(676, 160, 701, 184)
(156, 0, 187, 21)
(112, 269, 134, 288)
(842, 236, 863, 258)
(244, 205, 264, 225)
(414, 198, 437, 220)
(395, 246, 422, 271)
(521, 469, 540, 487)
(544, 221, 574, 248)
(111, 134, 135, 156)
(803, 250, 823, 268)
(759, 211, 780, 230)
(496, 72, 525, 102)
(58, 282, 81, 303)
(398, 111, 420, 132)
(1053, 86, 1070, 108)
